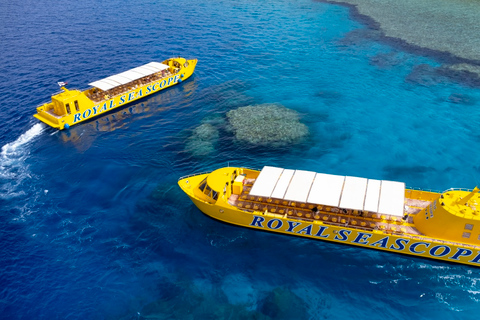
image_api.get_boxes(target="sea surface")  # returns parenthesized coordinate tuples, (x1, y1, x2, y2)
(1, 0, 480, 319)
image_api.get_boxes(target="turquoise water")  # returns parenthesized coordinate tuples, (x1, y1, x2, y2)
(1, 0, 480, 319)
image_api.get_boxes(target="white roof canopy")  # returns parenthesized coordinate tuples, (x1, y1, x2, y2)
(283, 170, 316, 203)
(271, 169, 295, 199)
(378, 180, 406, 217)
(339, 176, 368, 211)
(363, 179, 382, 213)
(248, 166, 283, 198)
(88, 62, 169, 91)
(307, 173, 345, 207)
(250, 166, 405, 216)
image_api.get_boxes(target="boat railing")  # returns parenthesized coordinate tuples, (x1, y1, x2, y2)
(223, 164, 261, 172)
(406, 186, 443, 194)
(178, 166, 260, 181)
(178, 166, 260, 182)
(242, 166, 261, 171)
(407, 186, 476, 194)
(442, 187, 475, 193)
(178, 171, 213, 181)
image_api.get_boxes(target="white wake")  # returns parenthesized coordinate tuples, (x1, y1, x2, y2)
(1, 123, 46, 158)
(0, 123, 46, 200)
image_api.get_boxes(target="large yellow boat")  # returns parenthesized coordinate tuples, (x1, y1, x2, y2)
(34, 57, 197, 130)
(179, 166, 480, 267)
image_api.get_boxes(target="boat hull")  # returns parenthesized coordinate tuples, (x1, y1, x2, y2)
(179, 172, 480, 268)
(34, 58, 197, 130)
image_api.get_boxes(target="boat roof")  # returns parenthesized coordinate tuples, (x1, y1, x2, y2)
(88, 62, 169, 91)
(249, 166, 405, 217)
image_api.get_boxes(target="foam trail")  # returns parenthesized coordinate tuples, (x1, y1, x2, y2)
(0, 123, 46, 200)
(1, 123, 46, 158)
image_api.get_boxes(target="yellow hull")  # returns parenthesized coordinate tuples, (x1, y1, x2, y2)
(179, 168, 480, 268)
(34, 57, 197, 130)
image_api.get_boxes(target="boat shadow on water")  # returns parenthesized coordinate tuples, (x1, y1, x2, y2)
(56, 78, 199, 151)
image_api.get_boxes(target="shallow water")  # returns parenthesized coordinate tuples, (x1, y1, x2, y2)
(1, 0, 480, 319)
(326, 0, 480, 77)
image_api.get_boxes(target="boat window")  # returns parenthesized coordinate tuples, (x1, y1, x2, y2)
(212, 190, 218, 200)
(74, 100, 80, 111)
(65, 103, 71, 114)
(198, 178, 207, 192)
(184, 62, 189, 68)
(204, 185, 212, 196)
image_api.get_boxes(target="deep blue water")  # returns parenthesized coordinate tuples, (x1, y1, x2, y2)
(2, 0, 480, 319)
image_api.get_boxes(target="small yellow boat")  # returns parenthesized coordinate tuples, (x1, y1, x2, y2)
(34, 57, 197, 130)
(179, 166, 480, 267)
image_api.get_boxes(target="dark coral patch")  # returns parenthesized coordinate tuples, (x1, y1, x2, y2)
(405, 64, 444, 86)
(447, 93, 477, 106)
(370, 51, 406, 68)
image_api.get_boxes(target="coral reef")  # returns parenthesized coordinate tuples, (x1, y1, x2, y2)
(185, 123, 220, 157)
(327, 0, 480, 62)
(259, 287, 309, 320)
(326, 0, 480, 81)
(226, 104, 308, 146)
(447, 93, 476, 106)
(136, 279, 310, 320)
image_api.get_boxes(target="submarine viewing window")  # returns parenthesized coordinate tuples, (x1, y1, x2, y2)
(74, 100, 79, 111)
(65, 103, 71, 114)
(465, 223, 473, 230)
(209, 189, 218, 201)
(197, 178, 218, 201)
(463, 232, 471, 238)
(203, 185, 218, 200)
(198, 178, 207, 192)
(204, 185, 212, 195)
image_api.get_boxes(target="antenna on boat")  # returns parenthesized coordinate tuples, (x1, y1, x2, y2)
(57, 81, 68, 92)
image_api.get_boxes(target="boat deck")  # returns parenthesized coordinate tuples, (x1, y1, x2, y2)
(86, 69, 176, 103)
(45, 109, 62, 119)
(226, 179, 480, 249)
(228, 179, 428, 237)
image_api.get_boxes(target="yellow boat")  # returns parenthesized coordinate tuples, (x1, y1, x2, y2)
(34, 57, 197, 130)
(179, 166, 480, 267)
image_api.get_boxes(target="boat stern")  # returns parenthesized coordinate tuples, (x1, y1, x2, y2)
(34, 103, 63, 129)
(33, 87, 94, 130)
(414, 188, 480, 245)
